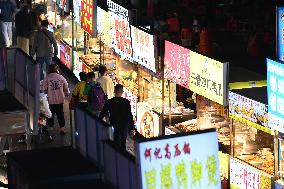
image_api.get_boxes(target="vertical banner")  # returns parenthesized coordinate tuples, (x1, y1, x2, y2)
(277, 6, 284, 61)
(81, 0, 97, 36)
(97, 7, 111, 46)
(136, 130, 221, 189)
(59, 41, 72, 70)
(267, 58, 284, 132)
(73, 0, 81, 25)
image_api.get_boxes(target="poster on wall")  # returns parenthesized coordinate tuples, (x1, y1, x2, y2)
(81, 0, 97, 36)
(131, 26, 156, 73)
(73, 0, 81, 25)
(136, 102, 159, 138)
(164, 41, 190, 89)
(97, 7, 111, 46)
(267, 58, 284, 133)
(59, 41, 72, 70)
(230, 158, 272, 189)
(189, 51, 227, 106)
(73, 52, 82, 79)
(277, 6, 284, 61)
(136, 130, 221, 189)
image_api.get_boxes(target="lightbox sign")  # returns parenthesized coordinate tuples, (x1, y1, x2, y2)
(277, 6, 284, 61)
(189, 51, 228, 105)
(267, 58, 284, 133)
(131, 26, 156, 73)
(73, 52, 82, 80)
(73, 0, 81, 24)
(164, 41, 190, 89)
(230, 158, 272, 189)
(137, 130, 221, 189)
(59, 41, 72, 70)
(81, 0, 97, 36)
(122, 87, 137, 117)
(97, 7, 111, 46)
(108, 0, 133, 62)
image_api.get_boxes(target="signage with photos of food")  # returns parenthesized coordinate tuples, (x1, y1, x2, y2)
(230, 158, 272, 189)
(73, 52, 82, 80)
(136, 130, 221, 189)
(277, 6, 284, 61)
(73, 0, 81, 24)
(189, 51, 228, 105)
(136, 102, 159, 138)
(131, 26, 156, 73)
(267, 58, 284, 133)
(97, 7, 111, 46)
(122, 87, 137, 117)
(81, 0, 97, 36)
(164, 41, 190, 89)
(229, 91, 268, 128)
(59, 41, 72, 70)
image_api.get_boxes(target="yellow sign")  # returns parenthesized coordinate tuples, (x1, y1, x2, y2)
(229, 80, 267, 90)
(189, 51, 227, 105)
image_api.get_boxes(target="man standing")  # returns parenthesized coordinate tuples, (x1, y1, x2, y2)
(99, 84, 135, 150)
(15, 5, 32, 54)
(31, 19, 58, 80)
(0, 0, 16, 47)
(96, 65, 114, 99)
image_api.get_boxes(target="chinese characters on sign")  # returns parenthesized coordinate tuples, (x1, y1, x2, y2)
(107, 0, 128, 20)
(82, 62, 92, 73)
(131, 26, 156, 73)
(97, 7, 111, 46)
(189, 51, 227, 105)
(267, 58, 284, 133)
(59, 41, 72, 70)
(137, 131, 221, 189)
(73, 0, 81, 24)
(277, 7, 284, 61)
(164, 41, 190, 89)
(73, 52, 82, 80)
(230, 158, 271, 189)
(81, 0, 96, 36)
(122, 87, 137, 117)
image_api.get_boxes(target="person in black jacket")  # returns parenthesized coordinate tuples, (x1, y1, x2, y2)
(99, 84, 135, 150)
(15, 5, 32, 54)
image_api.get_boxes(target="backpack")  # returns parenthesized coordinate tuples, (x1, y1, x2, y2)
(87, 82, 107, 112)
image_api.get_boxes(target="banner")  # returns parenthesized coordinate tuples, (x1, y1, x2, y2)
(131, 26, 156, 73)
(59, 41, 72, 70)
(137, 130, 221, 189)
(230, 158, 272, 189)
(97, 7, 111, 46)
(189, 51, 227, 105)
(164, 41, 190, 88)
(277, 6, 284, 61)
(267, 58, 284, 132)
(73, 52, 82, 79)
(73, 0, 81, 24)
(122, 87, 137, 117)
(81, 0, 97, 36)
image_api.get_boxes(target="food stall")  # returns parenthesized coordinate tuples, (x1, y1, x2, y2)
(229, 87, 274, 188)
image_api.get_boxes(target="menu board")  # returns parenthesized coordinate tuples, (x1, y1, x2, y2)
(189, 51, 227, 105)
(137, 130, 221, 189)
(229, 91, 269, 129)
(81, 0, 97, 36)
(122, 87, 137, 117)
(131, 26, 156, 73)
(73, 0, 81, 24)
(267, 58, 284, 133)
(97, 7, 111, 46)
(277, 6, 284, 61)
(164, 40, 190, 89)
(230, 158, 272, 189)
(59, 41, 72, 70)
(73, 52, 82, 79)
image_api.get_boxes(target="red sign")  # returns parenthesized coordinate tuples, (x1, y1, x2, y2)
(164, 41, 190, 88)
(59, 41, 71, 70)
(82, 62, 92, 73)
(81, 0, 97, 36)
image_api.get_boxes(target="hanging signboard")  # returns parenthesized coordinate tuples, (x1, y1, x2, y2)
(189, 51, 228, 106)
(229, 91, 270, 133)
(73, 52, 82, 79)
(136, 130, 221, 189)
(73, 0, 81, 25)
(81, 0, 97, 36)
(122, 87, 137, 117)
(97, 7, 111, 46)
(107, 0, 129, 20)
(277, 6, 284, 61)
(59, 41, 72, 70)
(164, 40, 190, 89)
(267, 58, 284, 133)
(131, 26, 156, 73)
(230, 158, 272, 189)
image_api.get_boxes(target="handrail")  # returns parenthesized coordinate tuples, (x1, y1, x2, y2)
(7, 47, 38, 65)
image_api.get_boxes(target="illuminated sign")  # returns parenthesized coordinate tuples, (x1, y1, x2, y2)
(59, 41, 72, 70)
(131, 26, 156, 73)
(122, 87, 137, 117)
(267, 58, 284, 133)
(73, 52, 82, 79)
(107, 0, 128, 20)
(82, 62, 92, 73)
(189, 51, 227, 105)
(277, 6, 284, 61)
(97, 7, 111, 46)
(73, 0, 81, 24)
(230, 158, 272, 189)
(137, 130, 221, 189)
(81, 0, 97, 36)
(136, 102, 159, 138)
(164, 41, 190, 88)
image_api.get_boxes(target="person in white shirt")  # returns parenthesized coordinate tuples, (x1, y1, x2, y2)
(96, 65, 114, 99)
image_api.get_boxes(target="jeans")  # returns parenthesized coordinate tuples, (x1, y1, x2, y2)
(47, 104, 65, 128)
(0, 22, 12, 47)
(17, 37, 29, 54)
(37, 56, 52, 80)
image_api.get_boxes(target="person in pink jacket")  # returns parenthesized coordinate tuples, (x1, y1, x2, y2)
(43, 64, 70, 134)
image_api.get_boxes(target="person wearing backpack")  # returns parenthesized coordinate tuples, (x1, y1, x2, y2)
(100, 84, 135, 150)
